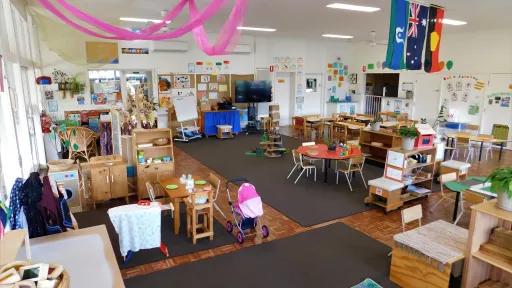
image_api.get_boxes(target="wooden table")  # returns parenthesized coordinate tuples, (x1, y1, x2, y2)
(159, 176, 210, 235)
(445, 132, 507, 161)
(390, 220, 468, 288)
(296, 144, 362, 183)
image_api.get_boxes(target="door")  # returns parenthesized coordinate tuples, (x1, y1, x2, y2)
(412, 73, 442, 123)
(90, 166, 111, 201)
(109, 164, 128, 199)
(304, 73, 323, 116)
(481, 74, 512, 148)
(274, 72, 293, 125)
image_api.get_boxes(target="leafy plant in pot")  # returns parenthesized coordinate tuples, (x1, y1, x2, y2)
(486, 167, 512, 212)
(398, 125, 419, 151)
(370, 116, 383, 131)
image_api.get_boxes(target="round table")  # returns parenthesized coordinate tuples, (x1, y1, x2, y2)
(159, 176, 211, 235)
(296, 144, 362, 183)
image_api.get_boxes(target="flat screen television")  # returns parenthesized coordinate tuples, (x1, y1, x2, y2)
(235, 80, 272, 103)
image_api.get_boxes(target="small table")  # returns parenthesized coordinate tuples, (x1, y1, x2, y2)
(390, 220, 468, 288)
(445, 133, 507, 161)
(159, 177, 209, 235)
(444, 177, 495, 222)
(296, 144, 362, 183)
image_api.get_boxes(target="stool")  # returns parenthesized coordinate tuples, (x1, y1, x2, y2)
(365, 177, 405, 213)
(440, 160, 471, 180)
(216, 125, 233, 139)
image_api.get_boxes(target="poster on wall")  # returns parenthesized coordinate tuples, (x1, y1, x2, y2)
(121, 48, 149, 55)
(91, 93, 107, 105)
(85, 42, 119, 64)
(173, 75, 191, 89)
(441, 75, 487, 123)
(501, 97, 510, 107)
(159, 95, 171, 108)
(76, 95, 85, 105)
(45, 90, 54, 100)
(158, 75, 172, 93)
(188, 63, 195, 73)
(47, 100, 58, 112)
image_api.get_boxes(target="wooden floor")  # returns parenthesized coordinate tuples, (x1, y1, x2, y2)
(121, 126, 512, 280)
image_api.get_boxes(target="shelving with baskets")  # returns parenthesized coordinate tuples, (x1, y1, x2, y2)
(132, 128, 175, 199)
(359, 129, 402, 163)
(463, 200, 512, 288)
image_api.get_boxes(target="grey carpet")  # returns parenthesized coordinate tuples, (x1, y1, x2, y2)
(74, 205, 234, 269)
(125, 223, 397, 288)
(177, 134, 382, 226)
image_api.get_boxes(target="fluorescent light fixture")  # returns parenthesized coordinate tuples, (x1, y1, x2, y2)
(237, 26, 276, 32)
(322, 34, 354, 39)
(326, 3, 380, 12)
(120, 17, 170, 24)
(442, 18, 467, 26)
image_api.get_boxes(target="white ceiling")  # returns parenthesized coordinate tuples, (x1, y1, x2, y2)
(28, 0, 512, 43)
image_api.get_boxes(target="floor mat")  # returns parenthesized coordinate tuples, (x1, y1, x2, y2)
(74, 207, 235, 269)
(125, 223, 397, 288)
(177, 135, 382, 226)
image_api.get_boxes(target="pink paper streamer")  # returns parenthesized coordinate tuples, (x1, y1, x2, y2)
(36, 0, 246, 55)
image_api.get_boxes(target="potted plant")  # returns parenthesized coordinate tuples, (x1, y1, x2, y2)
(68, 76, 85, 97)
(328, 140, 337, 151)
(369, 116, 383, 131)
(398, 125, 419, 151)
(486, 168, 512, 212)
(51, 69, 68, 91)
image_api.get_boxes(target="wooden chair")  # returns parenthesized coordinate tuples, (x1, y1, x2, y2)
(401, 204, 422, 232)
(146, 181, 174, 212)
(292, 116, 306, 139)
(430, 172, 458, 212)
(335, 155, 367, 191)
(186, 189, 214, 244)
(452, 133, 474, 162)
(58, 127, 98, 162)
(331, 122, 348, 143)
(208, 173, 225, 219)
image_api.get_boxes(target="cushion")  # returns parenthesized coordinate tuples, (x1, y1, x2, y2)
(441, 160, 471, 170)
(217, 125, 232, 129)
(368, 177, 405, 191)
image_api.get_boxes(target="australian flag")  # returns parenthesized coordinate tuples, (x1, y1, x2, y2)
(405, 3, 429, 70)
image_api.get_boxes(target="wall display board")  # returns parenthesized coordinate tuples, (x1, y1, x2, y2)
(481, 74, 512, 148)
(271, 57, 304, 114)
(326, 59, 350, 102)
(158, 74, 197, 108)
(195, 73, 230, 106)
(440, 74, 487, 124)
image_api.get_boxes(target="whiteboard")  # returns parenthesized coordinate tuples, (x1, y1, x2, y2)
(172, 89, 198, 122)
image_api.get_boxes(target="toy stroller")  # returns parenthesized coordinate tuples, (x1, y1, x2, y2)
(225, 178, 270, 244)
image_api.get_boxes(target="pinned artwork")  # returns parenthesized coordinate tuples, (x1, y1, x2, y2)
(76, 95, 85, 105)
(188, 63, 195, 73)
(45, 90, 54, 100)
(501, 97, 511, 108)
(328, 75, 332, 82)
(451, 92, 458, 102)
(328, 63, 333, 69)
(47, 100, 58, 112)
(200, 75, 210, 83)
(209, 83, 218, 91)
(462, 92, 469, 102)
(197, 83, 207, 91)
(349, 73, 358, 84)
(158, 75, 172, 93)
(333, 63, 339, 68)
(474, 80, 485, 91)
(446, 82, 454, 93)
(173, 75, 191, 89)
(92, 93, 107, 105)
(455, 80, 463, 91)
(219, 84, 228, 92)
(159, 95, 170, 108)
(509, 84, 512, 91)
(367, 63, 375, 70)
(217, 74, 227, 82)
(209, 92, 218, 99)
(468, 104, 479, 115)
(197, 91, 206, 99)
(464, 81, 472, 91)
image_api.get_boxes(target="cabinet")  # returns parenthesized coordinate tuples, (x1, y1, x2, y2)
(89, 155, 129, 208)
(132, 129, 175, 199)
(359, 128, 402, 163)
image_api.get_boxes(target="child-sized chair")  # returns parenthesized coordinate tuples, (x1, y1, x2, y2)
(401, 204, 423, 232)
(335, 156, 367, 191)
(186, 189, 214, 244)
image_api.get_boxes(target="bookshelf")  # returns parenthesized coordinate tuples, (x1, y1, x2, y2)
(463, 200, 512, 288)
(359, 128, 402, 163)
(132, 128, 175, 199)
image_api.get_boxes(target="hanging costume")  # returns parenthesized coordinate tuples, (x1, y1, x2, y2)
(22, 172, 47, 238)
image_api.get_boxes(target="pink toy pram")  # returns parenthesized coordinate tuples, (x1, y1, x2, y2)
(225, 178, 270, 244)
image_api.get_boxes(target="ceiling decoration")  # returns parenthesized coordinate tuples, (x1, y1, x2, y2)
(35, 0, 248, 55)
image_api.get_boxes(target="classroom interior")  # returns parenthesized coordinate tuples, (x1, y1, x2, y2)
(1, 0, 512, 287)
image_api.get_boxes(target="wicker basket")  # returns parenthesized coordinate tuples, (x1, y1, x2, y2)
(153, 137, 170, 146)
(47, 159, 75, 171)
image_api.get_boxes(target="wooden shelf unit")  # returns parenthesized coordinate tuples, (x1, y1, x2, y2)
(359, 129, 402, 163)
(463, 200, 512, 288)
(132, 128, 175, 199)
(365, 147, 436, 212)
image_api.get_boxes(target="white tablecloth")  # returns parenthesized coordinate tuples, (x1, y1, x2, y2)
(107, 203, 161, 257)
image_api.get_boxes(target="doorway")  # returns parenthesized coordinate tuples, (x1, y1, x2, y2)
(304, 73, 323, 116)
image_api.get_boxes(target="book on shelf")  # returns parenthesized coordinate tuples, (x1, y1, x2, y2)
(406, 185, 431, 194)
(137, 143, 154, 148)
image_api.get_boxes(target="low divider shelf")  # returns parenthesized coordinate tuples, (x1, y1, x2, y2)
(365, 147, 436, 213)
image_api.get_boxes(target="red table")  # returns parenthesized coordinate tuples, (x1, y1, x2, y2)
(296, 144, 362, 183)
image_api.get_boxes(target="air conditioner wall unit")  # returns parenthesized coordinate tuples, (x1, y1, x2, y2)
(150, 41, 188, 52)
(231, 44, 252, 54)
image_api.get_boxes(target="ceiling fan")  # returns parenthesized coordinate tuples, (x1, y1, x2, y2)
(368, 30, 387, 47)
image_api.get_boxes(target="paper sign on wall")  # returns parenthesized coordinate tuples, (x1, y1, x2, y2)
(209, 92, 218, 99)
(219, 84, 228, 92)
(209, 83, 218, 91)
(200, 75, 210, 83)
(385, 167, 403, 181)
(197, 84, 207, 91)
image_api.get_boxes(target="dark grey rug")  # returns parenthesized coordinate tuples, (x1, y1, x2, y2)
(125, 223, 396, 288)
(74, 206, 234, 269)
(177, 135, 382, 226)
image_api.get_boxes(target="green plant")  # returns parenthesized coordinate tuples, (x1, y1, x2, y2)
(486, 168, 512, 198)
(68, 76, 85, 94)
(370, 115, 383, 125)
(398, 125, 419, 138)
